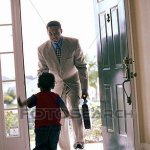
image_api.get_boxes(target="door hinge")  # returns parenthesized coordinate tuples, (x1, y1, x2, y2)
(106, 13, 111, 22)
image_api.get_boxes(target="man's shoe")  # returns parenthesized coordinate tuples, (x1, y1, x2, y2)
(74, 143, 84, 149)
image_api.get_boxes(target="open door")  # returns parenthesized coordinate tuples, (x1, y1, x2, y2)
(93, 0, 136, 149)
(0, 0, 29, 149)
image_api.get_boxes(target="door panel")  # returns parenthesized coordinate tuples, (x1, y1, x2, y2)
(94, 0, 135, 149)
(0, 0, 29, 149)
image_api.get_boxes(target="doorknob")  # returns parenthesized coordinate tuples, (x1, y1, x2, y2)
(123, 57, 133, 65)
(123, 57, 130, 80)
(123, 57, 137, 79)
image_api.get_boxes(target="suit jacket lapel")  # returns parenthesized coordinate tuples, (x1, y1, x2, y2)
(61, 37, 68, 59)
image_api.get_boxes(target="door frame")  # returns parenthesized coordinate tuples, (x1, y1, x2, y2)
(0, 0, 29, 149)
(123, 0, 140, 149)
(11, 0, 30, 149)
(0, 56, 4, 150)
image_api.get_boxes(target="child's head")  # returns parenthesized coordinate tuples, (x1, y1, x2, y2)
(38, 72, 55, 90)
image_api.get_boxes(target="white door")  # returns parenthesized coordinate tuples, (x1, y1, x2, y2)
(0, 0, 29, 149)
(93, 0, 137, 149)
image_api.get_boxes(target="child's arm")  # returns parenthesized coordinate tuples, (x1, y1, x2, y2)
(60, 102, 70, 117)
(57, 96, 69, 117)
(17, 95, 36, 108)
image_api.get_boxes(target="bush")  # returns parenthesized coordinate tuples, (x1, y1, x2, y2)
(84, 104, 102, 143)
(4, 95, 14, 104)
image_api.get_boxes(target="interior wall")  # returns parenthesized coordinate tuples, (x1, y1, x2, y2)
(129, 0, 150, 144)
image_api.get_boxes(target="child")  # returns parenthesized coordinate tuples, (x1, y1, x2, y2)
(17, 72, 69, 150)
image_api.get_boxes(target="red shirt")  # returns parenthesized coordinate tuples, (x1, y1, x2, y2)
(27, 91, 62, 128)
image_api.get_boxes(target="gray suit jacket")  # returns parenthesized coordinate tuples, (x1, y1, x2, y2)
(37, 36, 88, 95)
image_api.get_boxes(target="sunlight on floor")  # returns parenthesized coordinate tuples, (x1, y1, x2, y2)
(30, 132, 103, 150)
(31, 141, 103, 150)
(57, 142, 104, 150)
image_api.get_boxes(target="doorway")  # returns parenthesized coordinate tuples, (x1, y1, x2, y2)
(20, 0, 103, 149)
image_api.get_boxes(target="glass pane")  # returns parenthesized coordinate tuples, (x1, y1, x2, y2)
(0, 0, 12, 24)
(1, 53, 15, 81)
(3, 82, 17, 109)
(0, 26, 13, 52)
(4, 109, 20, 137)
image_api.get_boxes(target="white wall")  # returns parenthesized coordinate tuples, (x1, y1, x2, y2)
(129, 0, 150, 144)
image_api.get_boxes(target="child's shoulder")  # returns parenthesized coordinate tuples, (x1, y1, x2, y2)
(50, 91, 60, 97)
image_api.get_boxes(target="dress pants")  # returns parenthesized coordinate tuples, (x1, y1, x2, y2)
(55, 84, 84, 150)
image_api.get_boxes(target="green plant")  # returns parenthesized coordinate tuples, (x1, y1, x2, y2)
(5, 111, 19, 135)
(4, 95, 13, 104)
(7, 87, 16, 99)
(84, 104, 102, 143)
(4, 87, 16, 104)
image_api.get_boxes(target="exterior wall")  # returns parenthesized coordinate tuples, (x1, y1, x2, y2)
(129, 0, 150, 145)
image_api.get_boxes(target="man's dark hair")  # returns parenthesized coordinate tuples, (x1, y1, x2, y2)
(46, 21, 61, 29)
(38, 72, 55, 90)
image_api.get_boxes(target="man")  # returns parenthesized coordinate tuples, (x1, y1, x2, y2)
(37, 20, 88, 150)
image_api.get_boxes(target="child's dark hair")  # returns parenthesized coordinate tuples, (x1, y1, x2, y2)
(38, 72, 55, 90)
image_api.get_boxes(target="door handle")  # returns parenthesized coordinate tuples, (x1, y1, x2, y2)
(122, 79, 131, 105)
(122, 57, 132, 105)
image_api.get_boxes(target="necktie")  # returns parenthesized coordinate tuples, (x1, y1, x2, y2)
(55, 43, 61, 62)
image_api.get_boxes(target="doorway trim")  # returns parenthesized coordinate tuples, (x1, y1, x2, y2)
(124, 0, 140, 149)
(11, 0, 30, 149)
